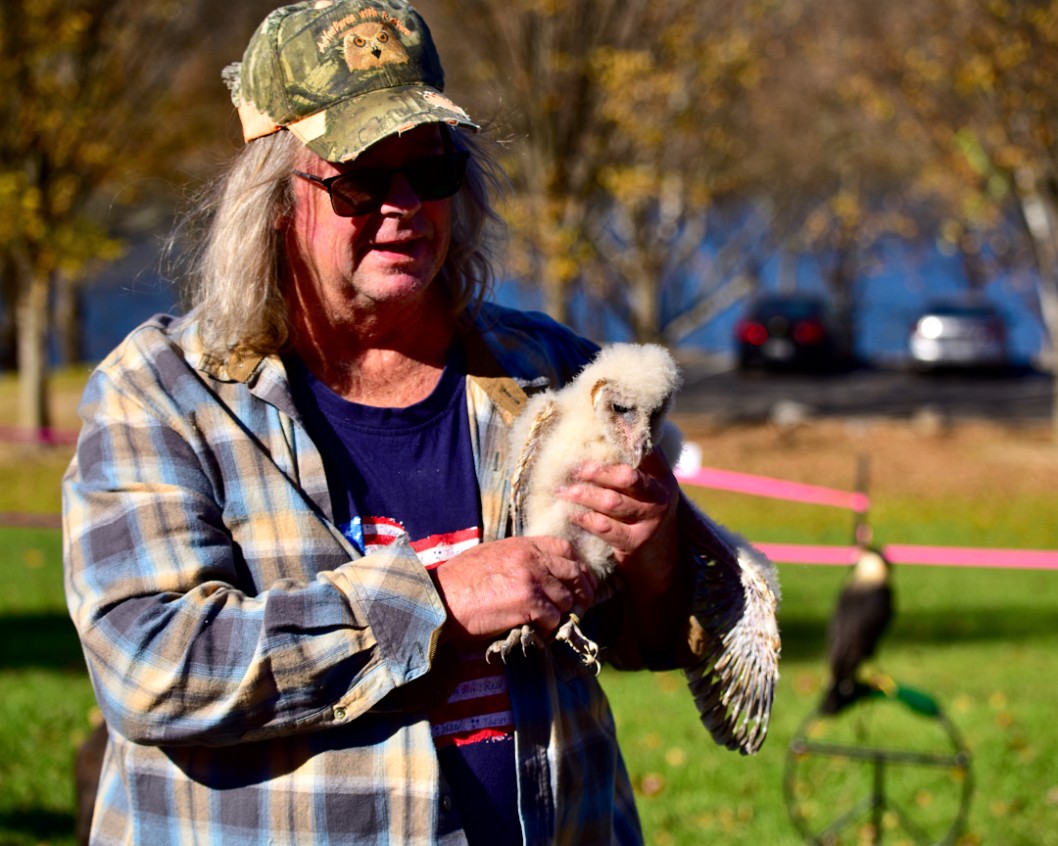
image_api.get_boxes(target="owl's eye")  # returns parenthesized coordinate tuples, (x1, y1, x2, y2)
(354, 36, 366, 47)
(377, 31, 389, 42)
(611, 402, 632, 416)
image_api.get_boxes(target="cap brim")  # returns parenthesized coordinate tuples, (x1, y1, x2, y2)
(286, 85, 479, 163)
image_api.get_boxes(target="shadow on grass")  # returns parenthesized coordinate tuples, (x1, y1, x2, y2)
(0, 808, 74, 843)
(778, 606, 1058, 662)
(9, 602, 1055, 670)
(891, 607, 1058, 643)
(0, 613, 86, 671)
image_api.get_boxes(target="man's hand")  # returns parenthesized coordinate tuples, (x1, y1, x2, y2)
(556, 449, 687, 662)
(558, 449, 681, 591)
(429, 537, 597, 644)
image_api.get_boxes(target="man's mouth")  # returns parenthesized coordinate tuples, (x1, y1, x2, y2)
(371, 236, 419, 253)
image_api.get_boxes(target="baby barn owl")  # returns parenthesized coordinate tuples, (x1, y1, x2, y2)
(488, 343, 682, 668)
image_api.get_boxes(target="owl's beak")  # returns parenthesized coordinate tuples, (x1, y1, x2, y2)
(629, 432, 652, 468)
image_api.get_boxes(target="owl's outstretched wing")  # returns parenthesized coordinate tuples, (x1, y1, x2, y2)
(509, 397, 560, 536)
(678, 496, 781, 755)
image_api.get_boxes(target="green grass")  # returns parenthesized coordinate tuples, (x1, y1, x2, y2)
(1, 482, 1056, 845)
(696, 487, 1058, 551)
(604, 563, 1058, 846)
(0, 450, 70, 516)
(0, 528, 96, 846)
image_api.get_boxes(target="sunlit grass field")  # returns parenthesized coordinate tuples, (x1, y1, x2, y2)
(605, 564, 1058, 845)
(606, 474, 1057, 846)
(1, 372, 1055, 844)
(3, 501, 1055, 844)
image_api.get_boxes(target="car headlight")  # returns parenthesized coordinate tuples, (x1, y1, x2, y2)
(917, 316, 944, 339)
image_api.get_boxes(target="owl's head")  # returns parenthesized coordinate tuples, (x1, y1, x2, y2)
(343, 22, 411, 70)
(584, 344, 681, 467)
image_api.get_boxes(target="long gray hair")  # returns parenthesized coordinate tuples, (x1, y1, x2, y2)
(176, 126, 506, 357)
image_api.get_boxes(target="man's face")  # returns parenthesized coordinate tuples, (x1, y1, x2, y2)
(284, 123, 454, 327)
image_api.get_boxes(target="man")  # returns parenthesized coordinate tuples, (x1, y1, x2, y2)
(64, 1, 777, 843)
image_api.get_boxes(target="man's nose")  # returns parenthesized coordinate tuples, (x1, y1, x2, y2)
(378, 172, 423, 216)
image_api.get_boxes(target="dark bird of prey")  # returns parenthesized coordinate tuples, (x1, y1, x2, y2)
(820, 545, 894, 715)
(493, 343, 782, 754)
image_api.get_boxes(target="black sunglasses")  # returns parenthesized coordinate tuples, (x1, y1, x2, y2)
(293, 151, 469, 217)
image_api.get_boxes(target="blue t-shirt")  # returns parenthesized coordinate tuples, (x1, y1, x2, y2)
(286, 348, 521, 845)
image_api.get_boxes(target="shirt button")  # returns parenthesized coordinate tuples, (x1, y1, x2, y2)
(333, 706, 347, 721)
(441, 795, 453, 812)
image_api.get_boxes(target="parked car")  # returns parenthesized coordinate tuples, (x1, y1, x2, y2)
(908, 300, 1009, 372)
(735, 294, 853, 371)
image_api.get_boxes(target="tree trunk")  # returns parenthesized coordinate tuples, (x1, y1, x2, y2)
(0, 256, 18, 370)
(1037, 272, 1058, 443)
(630, 274, 660, 344)
(1014, 166, 1058, 442)
(543, 271, 571, 328)
(16, 269, 52, 436)
(54, 271, 84, 367)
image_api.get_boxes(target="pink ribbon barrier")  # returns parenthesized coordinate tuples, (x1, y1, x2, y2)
(0, 426, 78, 446)
(0, 436, 1049, 570)
(754, 543, 862, 566)
(674, 464, 1055, 571)
(675, 466, 870, 512)
(885, 544, 1058, 570)
(756, 542, 1058, 571)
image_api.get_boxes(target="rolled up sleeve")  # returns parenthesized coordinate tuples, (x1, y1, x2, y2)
(63, 342, 446, 748)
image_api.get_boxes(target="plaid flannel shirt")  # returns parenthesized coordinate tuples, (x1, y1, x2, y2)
(63, 302, 652, 846)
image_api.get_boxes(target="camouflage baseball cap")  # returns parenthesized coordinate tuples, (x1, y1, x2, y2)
(223, 0, 478, 162)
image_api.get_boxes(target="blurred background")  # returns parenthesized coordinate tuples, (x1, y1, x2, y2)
(3, 0, 1058, 434)
(3, 2, 1058, 845)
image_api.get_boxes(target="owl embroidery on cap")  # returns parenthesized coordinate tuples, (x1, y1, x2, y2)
(344, 22, 410, 70)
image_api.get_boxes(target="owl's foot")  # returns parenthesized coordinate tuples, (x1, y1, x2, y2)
(554, 613, 601, 674)
(486, 624, 544, 663)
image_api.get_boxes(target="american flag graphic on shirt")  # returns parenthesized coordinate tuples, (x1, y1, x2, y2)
(345, 516, 515, 748)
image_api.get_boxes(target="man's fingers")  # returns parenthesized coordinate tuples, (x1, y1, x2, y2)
(560, 477, 664, 525)
(525, 541, 596, 616)
(507, 538, 598, 634)
(570, 461, 641, 492)
(431, 536, 597, 642)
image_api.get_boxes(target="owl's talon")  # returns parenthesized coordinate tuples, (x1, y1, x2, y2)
(486, 624, 543, 662)
(554, 613, 601, 674)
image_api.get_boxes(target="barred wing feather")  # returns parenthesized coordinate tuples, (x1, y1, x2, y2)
(679, 496, 781, 755)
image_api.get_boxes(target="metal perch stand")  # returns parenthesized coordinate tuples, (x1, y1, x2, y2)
(784, 684, 973, 845)
(786, 456, 972, 844)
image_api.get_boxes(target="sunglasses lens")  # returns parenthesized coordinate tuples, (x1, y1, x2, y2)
(328, 172, 388, 217)
(405, 152, 469, 201)
(326, 152, 470, 216)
